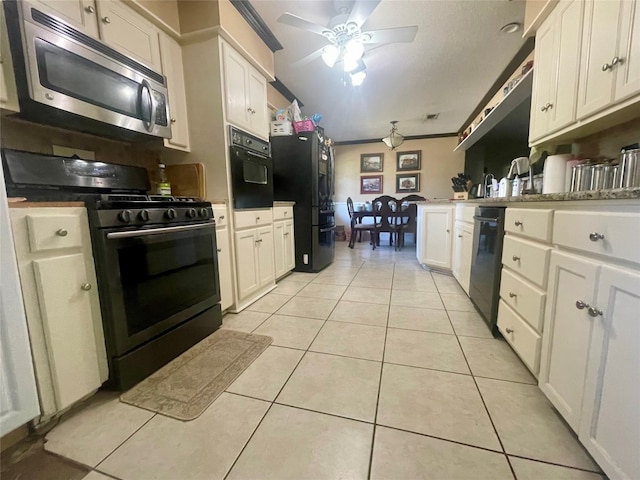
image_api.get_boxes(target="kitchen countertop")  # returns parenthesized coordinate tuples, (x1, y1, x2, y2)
(273, 201, 296, 207)
(8, 200, 86, 208)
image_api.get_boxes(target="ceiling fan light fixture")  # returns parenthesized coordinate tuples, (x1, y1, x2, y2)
(345, 38, 365, 60)
(321, 44, 340, 67)
(382, 121, 405, 150)
(349, 60, 367, 86)
(343, 54, 360, 72)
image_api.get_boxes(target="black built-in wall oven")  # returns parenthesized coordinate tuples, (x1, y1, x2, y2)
(229, 126, 273, 209)
(2, 149, 222, 390)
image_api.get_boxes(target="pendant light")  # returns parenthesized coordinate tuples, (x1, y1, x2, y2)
(382, 121, 405, 150)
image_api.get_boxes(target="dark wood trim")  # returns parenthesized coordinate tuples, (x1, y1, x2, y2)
(458, 36, 535, 133)
(335, 133, 458, 146)
(270, 78, 304, 107)
(229, 0, 283, 52)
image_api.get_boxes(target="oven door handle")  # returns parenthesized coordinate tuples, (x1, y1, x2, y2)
(319, 226, 336, 233)
(106, 222, 214, 239)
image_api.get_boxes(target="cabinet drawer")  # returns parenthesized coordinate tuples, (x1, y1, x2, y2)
(553, 210, 640, 264)
(273, 206, 293, 221)
(212, 205, 228, 228)
(497, 300, 542, 376)
(27, 214, 83, 252)
(505, 208, 553, 242)
(502, 235, 551, 288)
(499, 269, 546, 332)
(234, 209, 272, 229)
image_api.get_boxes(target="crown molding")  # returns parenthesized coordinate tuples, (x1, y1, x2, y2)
(229, 0, 283, 52)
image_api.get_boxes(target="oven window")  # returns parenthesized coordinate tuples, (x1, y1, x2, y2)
(243, 159, 268, 184)
(116, 230, 218, 335)
(35, 38, 141, 119)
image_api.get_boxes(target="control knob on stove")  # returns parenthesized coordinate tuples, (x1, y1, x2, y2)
(118, 209, 132, 223)
(186, 208, 198, 218)
(138, 209, 150, 222)
(165, 208, 177, 220)
(199, 208, 210, 219)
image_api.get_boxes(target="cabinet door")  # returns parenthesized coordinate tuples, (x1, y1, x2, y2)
(417, 207, 452, 270)
(257, 225, 275, 287)
(216, 226, 233, 311)
(32, 254, 103, 410)
(96, 0, 161, 71)
(549, 0, 584, 132)
(273, 221, 286, 279)
(234, 229, 259, 300)
(576, 0, 621, 119)
(284, 219, 295, 272)
(223, 44, 249, 130)
(30, 0, 99, 38)
(579, 265, 640, 480)
(539, 251, 599, 433)
(160, 33, 190, 152)
(614, 0, 640, 101)
(248, 66, 269, 139)
(452, 222, 463, 283)
(529, 14, 555, 141)
(0, 2, 19, 112)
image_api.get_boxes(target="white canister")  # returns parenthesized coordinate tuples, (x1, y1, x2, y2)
(543, 154, 572, 194)
(498, 177, 512, 197)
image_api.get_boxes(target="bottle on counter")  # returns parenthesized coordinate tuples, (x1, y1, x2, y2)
(156, 163, 172, 196)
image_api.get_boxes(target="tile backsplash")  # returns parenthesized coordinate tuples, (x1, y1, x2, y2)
(0, 116, 162, 175)
(574, 117, 640, 160)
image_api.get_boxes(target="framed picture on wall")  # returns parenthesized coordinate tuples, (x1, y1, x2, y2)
(361, 175, 383, 194)
(397, 150, 421, 171)
(360, 153, 384, 172)
(396, 173, 420, 193)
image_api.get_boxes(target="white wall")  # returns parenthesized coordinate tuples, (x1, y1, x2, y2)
(333, 136, 465, 230)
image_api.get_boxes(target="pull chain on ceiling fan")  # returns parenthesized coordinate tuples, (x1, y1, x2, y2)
(278, 0, 418, 85)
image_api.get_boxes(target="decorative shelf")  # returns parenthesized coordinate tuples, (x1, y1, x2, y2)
(454, 68, 534, 152)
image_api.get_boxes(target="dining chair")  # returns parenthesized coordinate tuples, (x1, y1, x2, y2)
(395, 202, 418, 251)
(398, 195, 425, 246)
(371, 195, 398, 246)
(347, 197, 379, 249)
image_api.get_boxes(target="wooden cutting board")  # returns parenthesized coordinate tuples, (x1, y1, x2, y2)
(166, 163, 206, 199)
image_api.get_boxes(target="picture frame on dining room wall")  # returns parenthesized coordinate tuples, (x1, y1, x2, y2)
(396, 173, 420, 193)
(360, 153, 384, 172)
(361, 175, 383, 194)
(397, 150, 421, 171)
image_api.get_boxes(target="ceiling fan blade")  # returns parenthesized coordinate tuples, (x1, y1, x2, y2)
(362, 26, 418, 44)
(277, 13, 329, 37)
(292, 47, 325, 67)
(347, 0, 381, 28)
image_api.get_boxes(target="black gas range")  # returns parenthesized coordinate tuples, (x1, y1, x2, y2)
(3, 149, 222, 390)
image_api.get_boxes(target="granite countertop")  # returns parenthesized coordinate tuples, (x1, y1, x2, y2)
(8, 200, 86, 208)
(462, 187, 640, 203)
(273, 201, 296, 206)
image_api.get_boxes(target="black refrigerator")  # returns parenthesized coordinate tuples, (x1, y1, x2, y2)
(271, 129, 335, 272)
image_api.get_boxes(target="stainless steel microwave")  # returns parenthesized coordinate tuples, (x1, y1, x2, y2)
(3, 0, 171, 140)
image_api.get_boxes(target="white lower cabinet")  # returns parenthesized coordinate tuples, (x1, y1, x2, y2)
(273, 206, 295, 279)
(417, 205, 453, 270)
(10, 207, 107, 418)
(579, 265, 640, 480)
(213, 206, 233, 311)
(233, 209, 275, 304)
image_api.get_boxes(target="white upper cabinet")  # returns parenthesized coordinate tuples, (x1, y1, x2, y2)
(530, 0, 583, 142)
(30, 0, 100, 37)
(222, 42, 269, 139)
(0, 1, 19, 112)
(95, 0, 161, 71)
(159, 33, 190, 152)
(577, 0, 640, 119)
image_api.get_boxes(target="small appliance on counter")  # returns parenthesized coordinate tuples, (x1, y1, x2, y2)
(507, 157, 535, 195)
(542, 154, 572, 194)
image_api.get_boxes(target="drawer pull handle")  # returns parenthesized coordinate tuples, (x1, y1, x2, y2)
(589, 232, 605, 242)
(81, 283, 92, 291)
(512, 255, 520, 261)
(505, 328, 514, 334)
(219, 215, 225, 220)
(588, 306, 603, 318)
(217, 248, 222, 253)
(457, 235, 463, 238)
(56, 229, 68, 237)
(85, 5, 95, 13)
(514, 221, 522, 227)
(576, 300, 589, 310)
(509, 292, 517, 298)
(102, 16, 111, 24)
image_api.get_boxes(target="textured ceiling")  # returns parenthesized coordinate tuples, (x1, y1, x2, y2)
(250, 0, 527, 142)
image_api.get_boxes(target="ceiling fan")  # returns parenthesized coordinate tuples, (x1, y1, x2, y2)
(278, 0, 418, 84)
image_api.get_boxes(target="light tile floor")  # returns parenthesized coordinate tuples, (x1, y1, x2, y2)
(45, 242, 604, 480)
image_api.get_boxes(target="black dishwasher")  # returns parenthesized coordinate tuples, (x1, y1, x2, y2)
(469, 206, 506, 333)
